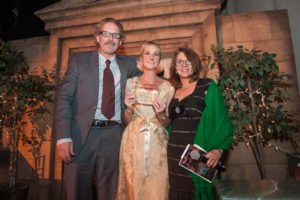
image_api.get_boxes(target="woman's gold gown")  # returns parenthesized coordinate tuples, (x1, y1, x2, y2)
(116, 77, 174, 200)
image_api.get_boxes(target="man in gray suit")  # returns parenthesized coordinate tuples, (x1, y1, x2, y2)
(55, 17, 141, 200)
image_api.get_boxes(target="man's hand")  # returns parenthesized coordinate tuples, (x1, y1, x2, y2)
(57, 142, 75, 164)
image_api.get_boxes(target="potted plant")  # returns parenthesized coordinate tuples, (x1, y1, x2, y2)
(202, 45, 300, 179)
(0, 40, 55, 199)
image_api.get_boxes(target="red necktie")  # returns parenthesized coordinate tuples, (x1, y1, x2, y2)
(101, 59, 115, 119)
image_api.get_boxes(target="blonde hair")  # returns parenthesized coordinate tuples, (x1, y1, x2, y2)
(140, 41, 161, 58)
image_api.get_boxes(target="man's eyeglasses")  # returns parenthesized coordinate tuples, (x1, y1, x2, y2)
(100, 31, 123, 39)
(176, 60, 192, 66)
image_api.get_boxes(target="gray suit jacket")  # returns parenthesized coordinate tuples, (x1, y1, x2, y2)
(55, 50, 141, 156)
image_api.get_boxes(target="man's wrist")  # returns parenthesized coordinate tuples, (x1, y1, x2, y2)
(57, 138, 72, 146)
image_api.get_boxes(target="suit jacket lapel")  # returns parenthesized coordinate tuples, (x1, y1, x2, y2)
(89, 51, 99, 94)
(116, 55, 127, 97)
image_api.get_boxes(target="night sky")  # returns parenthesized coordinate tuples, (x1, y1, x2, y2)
(0, 0, 60, 41)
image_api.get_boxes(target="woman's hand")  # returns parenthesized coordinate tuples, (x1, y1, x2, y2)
(205, 149, 223, 168)
(125, 91, 137, 110)
(152, 96, 166, 113)
(123, 91, 136, 124)
(153, 96, 171, 127)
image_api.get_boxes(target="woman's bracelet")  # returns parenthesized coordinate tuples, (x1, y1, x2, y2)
(156, 112, 167, 121)
(125, 107, 133, 114)
(217, 149, 223, 156)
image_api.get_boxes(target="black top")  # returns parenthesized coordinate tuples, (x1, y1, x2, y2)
(167, 78, 211, 199)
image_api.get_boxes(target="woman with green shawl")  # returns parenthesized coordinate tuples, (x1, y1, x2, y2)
(167, 47, 234, 200)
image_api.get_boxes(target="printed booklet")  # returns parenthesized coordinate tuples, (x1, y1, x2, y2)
(179, 144, 219, 183)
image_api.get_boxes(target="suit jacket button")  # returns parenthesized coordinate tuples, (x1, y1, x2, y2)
(93, 106, 96, 110)
(88, 123, 91, 127)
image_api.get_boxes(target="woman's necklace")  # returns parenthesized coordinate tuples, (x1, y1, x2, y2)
(140, 74, 157, 90)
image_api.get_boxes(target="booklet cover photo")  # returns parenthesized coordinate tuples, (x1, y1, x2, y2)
(179, 144, 219, 183)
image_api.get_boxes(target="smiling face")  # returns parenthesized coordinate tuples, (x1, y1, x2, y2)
(140, 44, 160, 71)
(175, 52, 194, 79)
(96, 22, 123, 58)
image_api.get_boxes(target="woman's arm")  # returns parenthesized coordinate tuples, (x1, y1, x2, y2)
(122, 91, 137, 124)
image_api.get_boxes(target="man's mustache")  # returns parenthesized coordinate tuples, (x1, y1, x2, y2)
(103, 41, 116, 46)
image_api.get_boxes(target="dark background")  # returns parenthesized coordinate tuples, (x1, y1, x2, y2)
(0, 0, 60, 41)
(0, 0, 228, 41)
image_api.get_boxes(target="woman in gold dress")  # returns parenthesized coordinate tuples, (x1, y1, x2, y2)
(116, 41, 175, 200)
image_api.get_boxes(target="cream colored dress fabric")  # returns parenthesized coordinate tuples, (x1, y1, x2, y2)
(116, 77, 174, 200)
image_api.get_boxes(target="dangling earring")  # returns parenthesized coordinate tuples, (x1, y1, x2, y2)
(175, 71, 178, 74)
